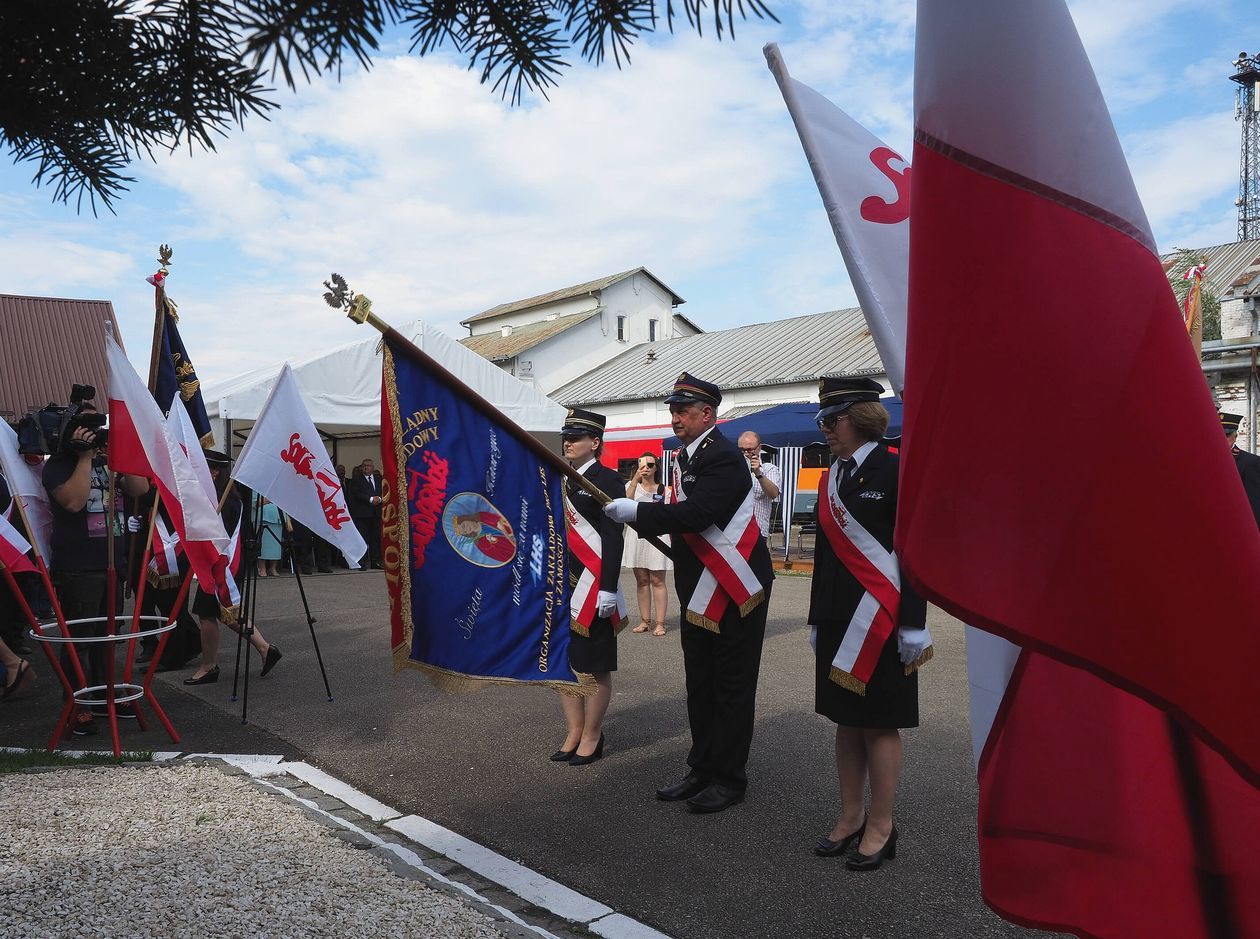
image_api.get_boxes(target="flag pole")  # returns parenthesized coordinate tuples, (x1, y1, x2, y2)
(326, 275, 672, 557)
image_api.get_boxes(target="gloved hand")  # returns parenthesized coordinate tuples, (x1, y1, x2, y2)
(603, 498, 638, 524)
(897, 626, 933, 667)
(127, 515, 143, 533)
(596, 591, 618, 618)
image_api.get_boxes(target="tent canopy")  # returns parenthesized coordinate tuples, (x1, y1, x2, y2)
(662, 400, 903, 450)
(206, 320, 566, 438)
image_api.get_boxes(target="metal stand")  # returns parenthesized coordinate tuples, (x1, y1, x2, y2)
(285, 527, 334, 702)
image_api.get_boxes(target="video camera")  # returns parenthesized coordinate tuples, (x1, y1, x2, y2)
(17, 384, 109, 455)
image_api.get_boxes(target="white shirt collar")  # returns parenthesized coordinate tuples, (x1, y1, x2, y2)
(849, 440, 879, 470)
(573, 457, 598, 475)
(683, 425, 717, 461)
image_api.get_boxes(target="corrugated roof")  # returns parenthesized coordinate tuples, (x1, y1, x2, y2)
(461, 267, 685, 326)
(1160, 239, 1260, 299)
(0, 294, 124, 420)
(459, 310, 600, 362)
(719, 401, 808, 418)
(553, 308, 881, 406)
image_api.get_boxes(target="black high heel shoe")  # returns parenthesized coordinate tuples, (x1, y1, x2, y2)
(568, 734, 605, 766)
(549, 746, 577, 762)
(183, 665, 220, 686)
(815, 821, 866, 857)
(846, 825, 897, 871)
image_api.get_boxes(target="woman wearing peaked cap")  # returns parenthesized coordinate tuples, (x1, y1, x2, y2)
(808, 377, 931, 871)
(184, 449, 282, 685)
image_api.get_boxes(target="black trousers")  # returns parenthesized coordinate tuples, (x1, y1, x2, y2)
(51, 571, 124, 692)
(353, 514, 381, 566)
(138, 582, 200, 667)
(679, 589, 771, 791)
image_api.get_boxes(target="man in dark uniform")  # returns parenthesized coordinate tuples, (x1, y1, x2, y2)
(348, 458, 384, 568)
(1221, 412, 1260, 528)
(604, 373, 774, 813)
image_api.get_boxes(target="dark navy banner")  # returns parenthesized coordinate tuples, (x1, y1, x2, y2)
(155, 309, 214, 446)
(380, 338, 581, 690)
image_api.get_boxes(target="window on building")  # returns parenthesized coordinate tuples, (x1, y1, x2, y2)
(648, 318, 658, 342)
(617, 315, 627, 341)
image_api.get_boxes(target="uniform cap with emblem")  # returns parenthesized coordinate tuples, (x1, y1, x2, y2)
(561, 407, 607, 439)
(202, 448, 232, 467)
(815, 376, 885, 422)
(1220, 412, 1244, 436)
(663, 371, 722, 408)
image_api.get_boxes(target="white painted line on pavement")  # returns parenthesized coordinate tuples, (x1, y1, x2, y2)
(387, 814, 615, 924)
(589, 913, 674, 939)
(274, 760, 402, 821)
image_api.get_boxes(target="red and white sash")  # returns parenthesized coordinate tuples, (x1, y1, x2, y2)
(189, 513, 243, 623)
(671, 461, 765, 633)
(146, 514, 184, 589)
(563, 493, 626, 637)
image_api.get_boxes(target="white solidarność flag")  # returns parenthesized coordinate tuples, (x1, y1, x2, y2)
(231, 363, 367, 567)
(0, 420, 53, 562)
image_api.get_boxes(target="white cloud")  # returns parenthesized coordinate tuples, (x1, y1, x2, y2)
(1126, 111, 1238, 240)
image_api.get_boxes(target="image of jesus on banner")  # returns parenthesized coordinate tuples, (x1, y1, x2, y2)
(443, 492, 516, 567)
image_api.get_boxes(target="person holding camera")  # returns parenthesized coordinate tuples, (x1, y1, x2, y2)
(42, 400, 149, 735)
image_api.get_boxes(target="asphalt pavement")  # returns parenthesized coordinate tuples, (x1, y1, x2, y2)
(3, 568, 1053, 939)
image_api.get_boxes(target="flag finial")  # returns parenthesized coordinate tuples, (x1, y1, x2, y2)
(324, 273, 381, 331)
(156, 243, 173, 274)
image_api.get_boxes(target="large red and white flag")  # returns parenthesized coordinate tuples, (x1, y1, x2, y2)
(230, 363, 366, 567)
(0, 511, 36, 574)
(902, 1, 1260, 935)
(0, 421, 52, 562)
(764, 43, 910, 396)
(106, 335, 231, 599)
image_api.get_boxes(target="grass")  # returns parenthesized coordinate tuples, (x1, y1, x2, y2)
(0, 748, 154, 775)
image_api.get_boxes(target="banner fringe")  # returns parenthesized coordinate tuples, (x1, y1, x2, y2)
(219, 603, 241, 626)
(147, 569, 181, 590)
(829, 666, 868, 696)
(570, 618, 590, 638)
(392, 651, 596, 696)
(737, 591, 765, 618)
(686, 610, 722, 633)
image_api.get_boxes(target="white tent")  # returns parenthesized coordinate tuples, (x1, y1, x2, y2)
(205, 320, 566, 459)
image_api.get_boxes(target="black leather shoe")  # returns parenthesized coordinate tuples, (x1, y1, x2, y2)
(686, 784, 745, 814)
(549, 747, 577, 762)
(261, 645, 282, 677)
(656, 774, 709, 801)
(568, 735, 605, 766)
(846, 826, 898, 870)
(815, 822, 866, 857)
(183, 665, 220, 685)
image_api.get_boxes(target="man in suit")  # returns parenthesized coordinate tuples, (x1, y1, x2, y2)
(1221, 412, 1260, 529)
(348, 458, 384, 569)
(604, 372, 774, 813)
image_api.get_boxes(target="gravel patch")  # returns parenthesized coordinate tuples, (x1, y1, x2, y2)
(0, 764, 503, 939)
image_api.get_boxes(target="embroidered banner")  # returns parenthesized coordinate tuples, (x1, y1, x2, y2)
(381, 338, 582, 690)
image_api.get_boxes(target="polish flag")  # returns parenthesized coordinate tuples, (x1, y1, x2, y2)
(0, 511, 36, 574)
(0, 421, 52, 562)
(106, 335, 231, 600)
(901, 2, 1260, 936)
(230, 363, 366, 567)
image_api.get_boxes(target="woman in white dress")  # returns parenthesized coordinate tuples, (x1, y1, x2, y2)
(622, 452, 672, 636)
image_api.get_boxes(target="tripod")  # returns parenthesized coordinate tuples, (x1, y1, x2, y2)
(229, 497, 334, 724)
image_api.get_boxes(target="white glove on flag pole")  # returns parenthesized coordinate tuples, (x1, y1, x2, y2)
(0, 420, 52, 562)
(231, 363, 366, 568)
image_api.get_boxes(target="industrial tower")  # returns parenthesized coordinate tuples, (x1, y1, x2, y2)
(1234, 52, 1260, 241)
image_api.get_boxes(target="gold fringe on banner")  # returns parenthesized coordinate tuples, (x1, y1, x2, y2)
(903, 645, 935, 677)
(390, 646, 597, 696)
(570, 618, 590, 638)
(686, 610, 722, 634)
(829, 666, 868, 696)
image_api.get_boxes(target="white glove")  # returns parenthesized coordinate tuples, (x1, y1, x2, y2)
(127, 515, 143, 533)
(602, 498, 638, 524)
(596, 591, 618, 618)
(897, 626, 933, 667)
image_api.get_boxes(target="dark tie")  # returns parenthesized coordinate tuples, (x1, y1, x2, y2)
(838, 458, 856, 487)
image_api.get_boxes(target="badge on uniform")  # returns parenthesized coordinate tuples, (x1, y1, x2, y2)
(859, 491, 886, 501)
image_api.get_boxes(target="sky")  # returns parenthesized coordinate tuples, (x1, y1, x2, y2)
(0, 0, 1252, 389)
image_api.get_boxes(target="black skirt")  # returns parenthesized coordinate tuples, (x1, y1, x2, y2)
(814, 620, 918, 729)
(190, 584, 223, 620)
(568, 617, 618, 674)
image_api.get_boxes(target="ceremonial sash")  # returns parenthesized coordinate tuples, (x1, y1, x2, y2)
(146, 515, 184, 589)
(563, 492, 626, 637)
(216, 516, 244, 624)
(814, 463, 928, 694)
(671, 461, 765, 633)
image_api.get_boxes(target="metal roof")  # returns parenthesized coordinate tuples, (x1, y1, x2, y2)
(0, 294, 124, 420)
(461, 267, 685, 326)
(552, 308, 882, 406)
(459, 310, 599, 362)
(1160, 239, 1260, 299)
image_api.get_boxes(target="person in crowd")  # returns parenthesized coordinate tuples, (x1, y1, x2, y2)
(553, 408, 625, 766)
(737, 431, 781, 539)
(622, 452, 671, 636)
(43, 402, 150, 735)
(184, 450, 281, 685)
(126, 494, 202, 672)
(807, 377, 930, 871)
(1, 634, 35, 700)
(603, 373, 774, 814)
(0, 471, 36, 657)
(348, 458, 384, 569)
(256, 495, 283, 577)
(1220, 412, 1260, 528)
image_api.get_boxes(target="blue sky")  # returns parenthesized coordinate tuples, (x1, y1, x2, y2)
(0, 0, 1251, 387)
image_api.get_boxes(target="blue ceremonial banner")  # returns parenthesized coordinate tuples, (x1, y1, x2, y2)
(380, 337, 583, 690)
(154, 308, 214, 446)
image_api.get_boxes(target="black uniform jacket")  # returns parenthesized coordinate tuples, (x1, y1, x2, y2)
(347, 471, 384, 519)
(567, 460, 626, 593)
(808, 445, 925, 629)
(634, 429, 774, 611)
(1234, 447, 1260, 530)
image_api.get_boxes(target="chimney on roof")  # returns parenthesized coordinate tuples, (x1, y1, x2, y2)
(647, 348, 657, 363)
(501, 325, 513, 337)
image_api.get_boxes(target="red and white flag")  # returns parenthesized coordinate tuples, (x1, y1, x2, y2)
(902, 1, 1260, 936)
(0, 421, 52, 562)
(230, 363, 366, 567)
(106, 335, 232, 600)
(0, 511, 36, 574)
(765, 43, 910, 396)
